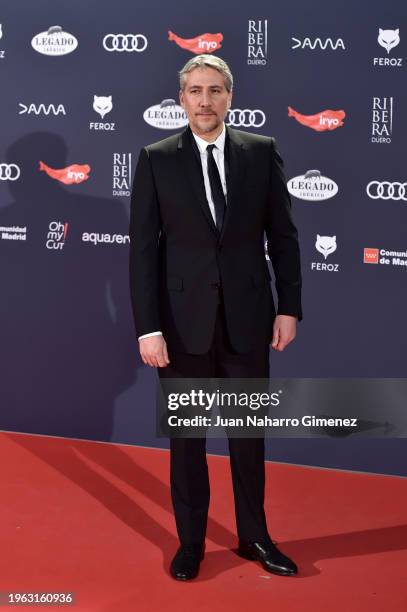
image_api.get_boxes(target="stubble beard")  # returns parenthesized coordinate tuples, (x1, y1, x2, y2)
(193, 114, 222, 135)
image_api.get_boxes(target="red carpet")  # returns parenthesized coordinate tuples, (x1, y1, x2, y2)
(0, 431, 406, 611)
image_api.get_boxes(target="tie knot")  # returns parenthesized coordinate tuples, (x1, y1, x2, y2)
(207, 144, 216, 154)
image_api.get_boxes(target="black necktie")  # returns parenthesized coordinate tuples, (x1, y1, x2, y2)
(206, 144, 226, 232)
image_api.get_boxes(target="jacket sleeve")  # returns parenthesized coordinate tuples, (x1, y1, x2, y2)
(129, 147, 162, 337)
(265, 137, 303, 321)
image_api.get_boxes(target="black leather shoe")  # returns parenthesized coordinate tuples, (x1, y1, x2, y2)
(170, 543, 205, 581)
(237, 539, 298, 576)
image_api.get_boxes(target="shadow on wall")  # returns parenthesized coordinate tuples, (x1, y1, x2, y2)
(0, 132, 141, 441)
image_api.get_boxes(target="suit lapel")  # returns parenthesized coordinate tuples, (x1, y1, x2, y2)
(176, 124, 247, 241)
(221, 125, 246, 241)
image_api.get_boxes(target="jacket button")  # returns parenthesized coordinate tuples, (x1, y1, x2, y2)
(211, 282, 220, 289)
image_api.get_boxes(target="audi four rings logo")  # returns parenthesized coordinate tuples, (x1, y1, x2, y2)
(103, 34, 148, 52)
(366, 181, 407, 200)
(226, 109, 266, 127)
(0, 164, 20, 181)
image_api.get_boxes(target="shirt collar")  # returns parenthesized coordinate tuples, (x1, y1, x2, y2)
(191, 122, 226, 154)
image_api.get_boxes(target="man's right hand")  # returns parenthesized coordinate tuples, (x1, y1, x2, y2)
(139, 335, 170, 368)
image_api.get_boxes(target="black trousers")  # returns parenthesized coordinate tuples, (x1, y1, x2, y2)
(158, 293, 271, 545)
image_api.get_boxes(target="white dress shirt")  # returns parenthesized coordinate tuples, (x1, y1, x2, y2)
(138, 122, 227, 341)
(192, 122, 227, 224)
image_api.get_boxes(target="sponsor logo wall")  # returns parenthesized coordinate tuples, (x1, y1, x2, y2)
(0, 1, 406, 469)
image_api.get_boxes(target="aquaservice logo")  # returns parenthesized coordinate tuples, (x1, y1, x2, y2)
(39, 161, 90, 184)
(288, 106, 346, 131)
(168, 30, 223, 54)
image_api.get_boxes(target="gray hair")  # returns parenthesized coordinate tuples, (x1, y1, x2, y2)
(179, 54, 233, 92)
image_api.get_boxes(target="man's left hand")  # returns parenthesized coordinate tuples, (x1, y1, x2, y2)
(271, 315, 297, 352)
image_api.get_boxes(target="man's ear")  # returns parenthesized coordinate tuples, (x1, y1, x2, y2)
(179, 89, 184, 108)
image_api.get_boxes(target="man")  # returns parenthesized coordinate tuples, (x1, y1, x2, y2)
(129, 55, 302, 580)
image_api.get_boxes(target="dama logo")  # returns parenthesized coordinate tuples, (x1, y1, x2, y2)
(364, 248, 379, 264)
(39, 161, 90, 184)
(288, 106, 346, 131)
(291, 37, 345, 51)
(168, 30, 223, 54)
(19, 103, 66, 116)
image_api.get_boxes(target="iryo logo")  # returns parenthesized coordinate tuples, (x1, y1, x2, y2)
(168, 30, 223, 54)
(39, 161, 90, 184)
(288, 106, 345, 131)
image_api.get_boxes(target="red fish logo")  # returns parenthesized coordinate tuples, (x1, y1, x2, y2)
(288, 106, 346, 132)
(39, 161, 91, 184)
(168, 30, 223, 54)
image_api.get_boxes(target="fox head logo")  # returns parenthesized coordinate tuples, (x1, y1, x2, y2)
(93, 95, 113, 119)
(378, 28, 400, 54)
(316, 235, 337, 259)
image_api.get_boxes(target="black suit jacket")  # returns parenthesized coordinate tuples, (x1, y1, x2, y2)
(129, 124, 302, 354)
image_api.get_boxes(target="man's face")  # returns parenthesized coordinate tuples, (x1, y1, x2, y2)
(179, 66, 232, 137)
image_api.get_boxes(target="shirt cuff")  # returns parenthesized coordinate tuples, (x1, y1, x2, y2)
(138, 331, 163, 340)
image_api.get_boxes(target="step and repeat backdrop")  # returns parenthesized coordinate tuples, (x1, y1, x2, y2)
(0, 0, 406, 474)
